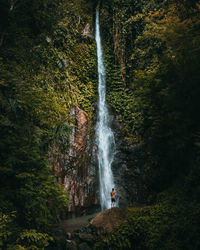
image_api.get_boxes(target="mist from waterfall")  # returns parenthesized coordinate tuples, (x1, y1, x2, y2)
(95, 7, 115, 210)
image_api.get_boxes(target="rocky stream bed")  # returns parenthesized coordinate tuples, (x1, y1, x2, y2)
(49, 207, 127, 250)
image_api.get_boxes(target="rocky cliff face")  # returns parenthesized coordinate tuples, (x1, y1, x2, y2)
(111, 113, 145, 208)
(65, 107, 99, 217)
(49, 106, 100, 217)
(49, 103, 141, 217)
(61, 107, 143, 216)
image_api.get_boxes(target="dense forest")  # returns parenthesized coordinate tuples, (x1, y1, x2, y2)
(96, 0, 200, 249)
(0, 0, 96, 249)
(0, 0, 200, 249)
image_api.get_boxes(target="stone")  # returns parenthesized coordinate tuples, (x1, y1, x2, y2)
(64, 106, 99, 216)
(66, 232, 72, 240)
(89, 207, 127, 234)
(66, 240, 77, 250)
(78, 242, 91, 250)
(110, 110, 145, 206)
(78, 233, 94, 243)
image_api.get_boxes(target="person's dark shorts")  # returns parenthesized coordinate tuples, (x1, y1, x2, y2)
(111, 198, 115, 203)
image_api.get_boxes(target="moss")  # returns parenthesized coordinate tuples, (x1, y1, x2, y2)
(0, 0, 97, 248)
(95, 191, 200, 250)
(95, 0, 200, 249)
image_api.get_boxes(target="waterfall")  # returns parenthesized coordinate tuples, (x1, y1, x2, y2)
(95, 7, 115, 210)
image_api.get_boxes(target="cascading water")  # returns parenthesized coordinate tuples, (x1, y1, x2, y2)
(95, 6, 115, 210)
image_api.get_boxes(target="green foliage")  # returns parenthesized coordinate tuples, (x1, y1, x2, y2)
(102, 0, 200, 198)
(14, 229, 53, 250)
(95, 191, 200, 250)
(97, 1, 200, 249)
(1, 0, 200, 248)
(0, 0, 97, 248)
(0, 211, 16, 248)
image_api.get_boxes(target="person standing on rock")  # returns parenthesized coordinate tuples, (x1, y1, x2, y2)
(110, 188, 116, 208)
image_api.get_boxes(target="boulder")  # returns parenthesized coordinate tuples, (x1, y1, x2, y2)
(66, 240, 77, 250)
(89, 207, 127, 234)
(79, 242, 91, 250)
(78, 233, 94, 243)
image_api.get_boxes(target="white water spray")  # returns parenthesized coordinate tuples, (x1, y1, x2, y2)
(95, 6, 115, 210)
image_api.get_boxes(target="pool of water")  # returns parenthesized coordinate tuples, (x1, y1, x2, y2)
(58, 212, 99, 232)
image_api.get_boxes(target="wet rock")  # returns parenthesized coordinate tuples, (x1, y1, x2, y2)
(66, 240, 77, 250)
(64, 106, 99, 216)
(49, 105, 99, 217)
(110, 111, 146, 206)
(78, 233, 94, 243)
(89, 207, 127, 234)
(79, 242, 91, 250)
(51, 208, 129, 249)
(66, 232, 72, 240)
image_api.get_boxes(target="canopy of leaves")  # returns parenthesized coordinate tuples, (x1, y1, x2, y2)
(0, 0, 97, 248)
(98, 0, 200, 248)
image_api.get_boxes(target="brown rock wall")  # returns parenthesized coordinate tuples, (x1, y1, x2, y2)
(65, 107, 99, 216)
(49, 106, 99, 217)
